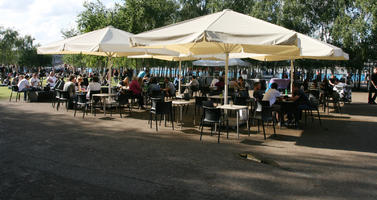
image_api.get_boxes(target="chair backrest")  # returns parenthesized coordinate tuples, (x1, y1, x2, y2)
(155, 101, 172, 114)
(77, 94, 87, 103)
(101, 87, 109, 94)
(90, 90, 101, 103)
(11, 85, 18, 92)
(151, 90, 162, 98)
(57, 90, 69, 99)
(202, 106, 221, 122)
(202, 100, 214, 108)
(234, 96, 248, 106)
(191, 85, 199, 91)
(117, 93, 130, 105)
(257, 100, 273, 120)
(195, 96, 208, 107)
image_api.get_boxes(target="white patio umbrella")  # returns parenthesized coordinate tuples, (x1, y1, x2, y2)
(193, 58, 250, 67)
(37, 26, 179, 93)
(130, 9, 300, 104)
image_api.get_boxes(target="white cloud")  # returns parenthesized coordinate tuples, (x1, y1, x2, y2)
(0, 0, 121, 45)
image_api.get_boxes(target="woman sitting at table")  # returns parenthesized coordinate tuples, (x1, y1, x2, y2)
(86, 76, 101, 99)
(129, 76, 144, 109)
(215, 77, 225, 91)
(118, 77, 129, 89)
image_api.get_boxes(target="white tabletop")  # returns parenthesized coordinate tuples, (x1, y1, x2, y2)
(92, 94, 117, 97)
(217, 104, 248, 110)
(172, 99, 195, 105)
(208, 95, 230, 99)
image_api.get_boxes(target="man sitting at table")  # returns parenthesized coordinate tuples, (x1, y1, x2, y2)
(263, 83, 282, 106)
(162, 77, 176, 97)
(18, 75, 32, 101)
(287, 83, 310, 124)
(253, 82, 263, 101)
(63, 75, 76, 99)
(30, 73, 41, 89)
(46, 71, 57, 88)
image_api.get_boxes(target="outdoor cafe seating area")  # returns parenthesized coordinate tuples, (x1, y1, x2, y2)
(7, 75, 344, 144)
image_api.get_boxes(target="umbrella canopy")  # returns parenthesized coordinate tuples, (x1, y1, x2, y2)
(246, 33, 349, 61)
(130, 9, 300, 56)
(37, 26, 179, 57)
(193, 58, 250, 67)
(130, 9, 301, 104)
(37, 26, 180, 94)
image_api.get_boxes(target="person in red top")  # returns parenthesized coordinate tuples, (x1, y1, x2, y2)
(215, 76, 225, 91)
(129, 76, 144, 109)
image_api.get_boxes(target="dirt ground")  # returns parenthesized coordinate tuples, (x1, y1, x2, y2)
(0, 92, 376, 200)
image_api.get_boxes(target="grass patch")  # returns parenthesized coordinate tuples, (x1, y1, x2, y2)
(0, 86, 11, 100)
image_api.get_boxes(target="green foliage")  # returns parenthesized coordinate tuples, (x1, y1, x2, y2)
(0, 26, 51, 67)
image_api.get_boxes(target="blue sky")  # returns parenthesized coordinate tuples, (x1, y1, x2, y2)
(0, 0, 121, 45)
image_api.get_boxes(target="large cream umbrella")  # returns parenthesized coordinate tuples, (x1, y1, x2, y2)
(130, 9, 300, 104)
(226, 33, 349, 90)
(37, 26, 179, 93)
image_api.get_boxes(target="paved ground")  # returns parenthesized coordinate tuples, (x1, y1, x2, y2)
(1, 92, 377, 200)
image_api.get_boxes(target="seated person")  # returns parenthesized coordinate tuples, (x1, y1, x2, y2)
(118, 77, 130, 89)
(30, 73, 41, 89)
(129, 76, 144, 109)
(188, 76, 200, 95)
(46, 72, 57, 88)
(17, 75, 31, 101)
(162, 77, 176, 97)
(252, 82, 263, 101)
(63, 75, 76, 99)
(54, 76, 65, 90)
(148, 77, 162, 97)
(210, 76, 219, 87)
(215, 77, 225, 91)
(229, 78, 238, 89)
(86, 76, 101, 99)
(287, 83, 310, 123)
(76, 76, 84, 91)
(263, 83, 282, 106)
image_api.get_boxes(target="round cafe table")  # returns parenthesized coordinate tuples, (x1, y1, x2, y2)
(92, 93, 117, 117)
(172, 99, 195, 128)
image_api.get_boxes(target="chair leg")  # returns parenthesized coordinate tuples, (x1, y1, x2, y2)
(257, 120, 260, 133)
(82, 105, 86, 118)
(317, 109, 322, 126)
(210, 124, 213, 136)
(9, 91, 13, 102)
(218, 123, 221, 143)
(56, 101, 60, 111)
(155, 114, 158, 132)
(119, 104, 123, 118)
(74, 102, 77, 117)
(149, 112, 152, 128)
(200, 122, 204, 141)
(226, 119, 229, 139)
(272, 120, 276, 136)
(171, 112, 174, 130)
(262, 121, 266, 140)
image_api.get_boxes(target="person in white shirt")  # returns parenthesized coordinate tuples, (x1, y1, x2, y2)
(17, 75, 31, 101)
(210, 76, 219, 87)
(30, 73, 41, 89)
(47, 71, 57, 88)
(63, 75, 76, 98)
(263, 83, 282, 106)
(86, 76, 101, 99)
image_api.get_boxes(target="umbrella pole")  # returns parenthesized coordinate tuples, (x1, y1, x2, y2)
(178, 60, 182, 95)
(108, 55, 112, 94)
(224, 53, 229, 105)
(290, 59, 294, 92)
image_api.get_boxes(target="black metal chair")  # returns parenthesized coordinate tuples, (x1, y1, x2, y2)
(117, 92, 132, 118)
(9, 85, 21, 102)
(199, 105, 228, 143)
(251, 100, 276, 140)
(304, 94, 322, 126)
(149, 101, 174, 131)
(194, 96, 208, 123)
(73, 94, 88, 118)
(87, 90, 101, 116)
(56, 90, 69, 111)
